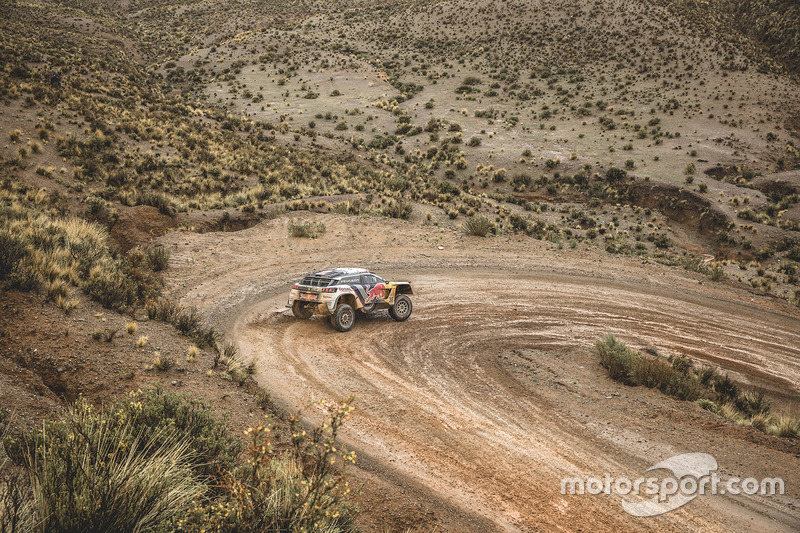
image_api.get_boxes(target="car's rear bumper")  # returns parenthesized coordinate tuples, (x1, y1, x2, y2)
(287, 290, 336, 314)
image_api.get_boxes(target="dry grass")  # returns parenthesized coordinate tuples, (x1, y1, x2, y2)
(186, 344, 199, 363)
(597, 335, 799, 438)
(153, 352, 175, 371)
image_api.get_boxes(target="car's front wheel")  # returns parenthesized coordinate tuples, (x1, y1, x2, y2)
(388, 295, 412, 322)
(331, 304, 355, 332)
(292, 301, 314, 319)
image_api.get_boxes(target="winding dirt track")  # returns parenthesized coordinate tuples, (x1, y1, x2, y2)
(161, 214, 800, 532)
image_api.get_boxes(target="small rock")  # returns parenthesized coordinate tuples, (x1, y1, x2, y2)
(171, 380, 178, 386)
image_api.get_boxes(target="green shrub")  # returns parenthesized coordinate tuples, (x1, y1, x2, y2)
(436, 180, 461, 197)
(605, 167, 627, 181)
(0, 190, 162, 311)
(696, 399, 720, 414)
(734, 388, 772, 417)
(288, 221, 326, 238)
(139, 191, 177, 216)
(462, 215, 493, 237)
(670, 354, 693, 373)
(596, 335, 700, 400)
(594, 334, 636, 384)
(0, 229, 26, 281)
(696, 364, 718, 385)
(4, 397, 205, 533)
(663, 372, 703, 401)
(147, 298, 218, 348)
(381, 200, 413, 220)
(177, 397, 357, 533)
(113, 388, 241, 479)
(147, 245, 170, 271)
(0, 468, 29, 532)
(713, 373, 740, 402)
(632, 356, 673, 390)
(595, 336, 797, 436)
(709, 264, 726, 281)
(84, 261, 141, 312)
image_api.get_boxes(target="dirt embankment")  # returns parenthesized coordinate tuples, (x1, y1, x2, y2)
(631, 180, 730, 241)
(160, 213, 800, 533)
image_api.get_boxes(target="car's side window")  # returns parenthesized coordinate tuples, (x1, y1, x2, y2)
(362, 274, 379, 285)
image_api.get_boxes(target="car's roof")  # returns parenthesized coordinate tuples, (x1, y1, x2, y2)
(308, 267, 370, 279)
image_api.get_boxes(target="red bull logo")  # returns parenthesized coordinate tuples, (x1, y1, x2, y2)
(365, 283, 385, 303)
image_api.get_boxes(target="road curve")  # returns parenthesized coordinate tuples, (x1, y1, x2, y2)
(161, 214, 800, 532)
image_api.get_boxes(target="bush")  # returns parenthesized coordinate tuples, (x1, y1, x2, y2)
(84, 261, 141, 312)
(605, 167, 627, 181)
(0, 230, 27, 281)
(713, 373, 740, 402)
(177, 397, 357, 533)
(768, 415, 799, 438)
(595, 335, 798, 437)
(0, 193, 162, 311)
(594, 334, 636, 384)
(147, 245, 170, 271)
(139, 191, 177, 216)
(595, 335, 701, 400)
(148, 298, 218, 348)
(114, 388, 241, 479)
(381, 200, 413, 220)
(696, 399, 720, 414)
(462, 215, 493, 237)
(3, 396, 205, 532)
(709, 264, 726, 281)
(735, 388, 772, 417)
(175, 306, 203, 335)
(288, 221, 327, 238)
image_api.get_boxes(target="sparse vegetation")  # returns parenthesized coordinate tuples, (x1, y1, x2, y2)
(289, 221, 327, 239)
(1, 0, 800, 529)
(462, 215, 493, 237)
(0, 389, 267, 531)
(595, 334, 799, 437)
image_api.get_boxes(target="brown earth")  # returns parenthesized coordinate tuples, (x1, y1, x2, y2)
(159, 212, 800, 532)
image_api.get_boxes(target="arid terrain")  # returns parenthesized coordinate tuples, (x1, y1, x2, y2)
(159, 214, 800, 531)
(2, 0, 800, 531)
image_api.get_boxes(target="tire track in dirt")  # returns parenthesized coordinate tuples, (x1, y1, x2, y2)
(233, 272, 800, 532)
(161, 215, 800, 532)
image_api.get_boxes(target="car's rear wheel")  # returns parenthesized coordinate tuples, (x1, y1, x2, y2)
(292, 301, 314, 319)
(331, 304, 355, 332)
(389, 295, 412, 322)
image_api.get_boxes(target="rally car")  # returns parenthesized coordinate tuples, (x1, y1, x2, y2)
(287, 268, 413, 332)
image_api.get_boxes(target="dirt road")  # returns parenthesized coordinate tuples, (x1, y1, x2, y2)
(161, 213, 800, 532)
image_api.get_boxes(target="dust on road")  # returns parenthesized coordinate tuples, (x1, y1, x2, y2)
(162, 214, 800, 532)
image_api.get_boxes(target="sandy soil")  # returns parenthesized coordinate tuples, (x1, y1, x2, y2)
(160, 213, 800, 532)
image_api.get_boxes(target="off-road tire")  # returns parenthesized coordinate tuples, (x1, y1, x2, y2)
(389, 295, 412, 322)
(332, 304, 355, 332)
(292, 301, 314, 319)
